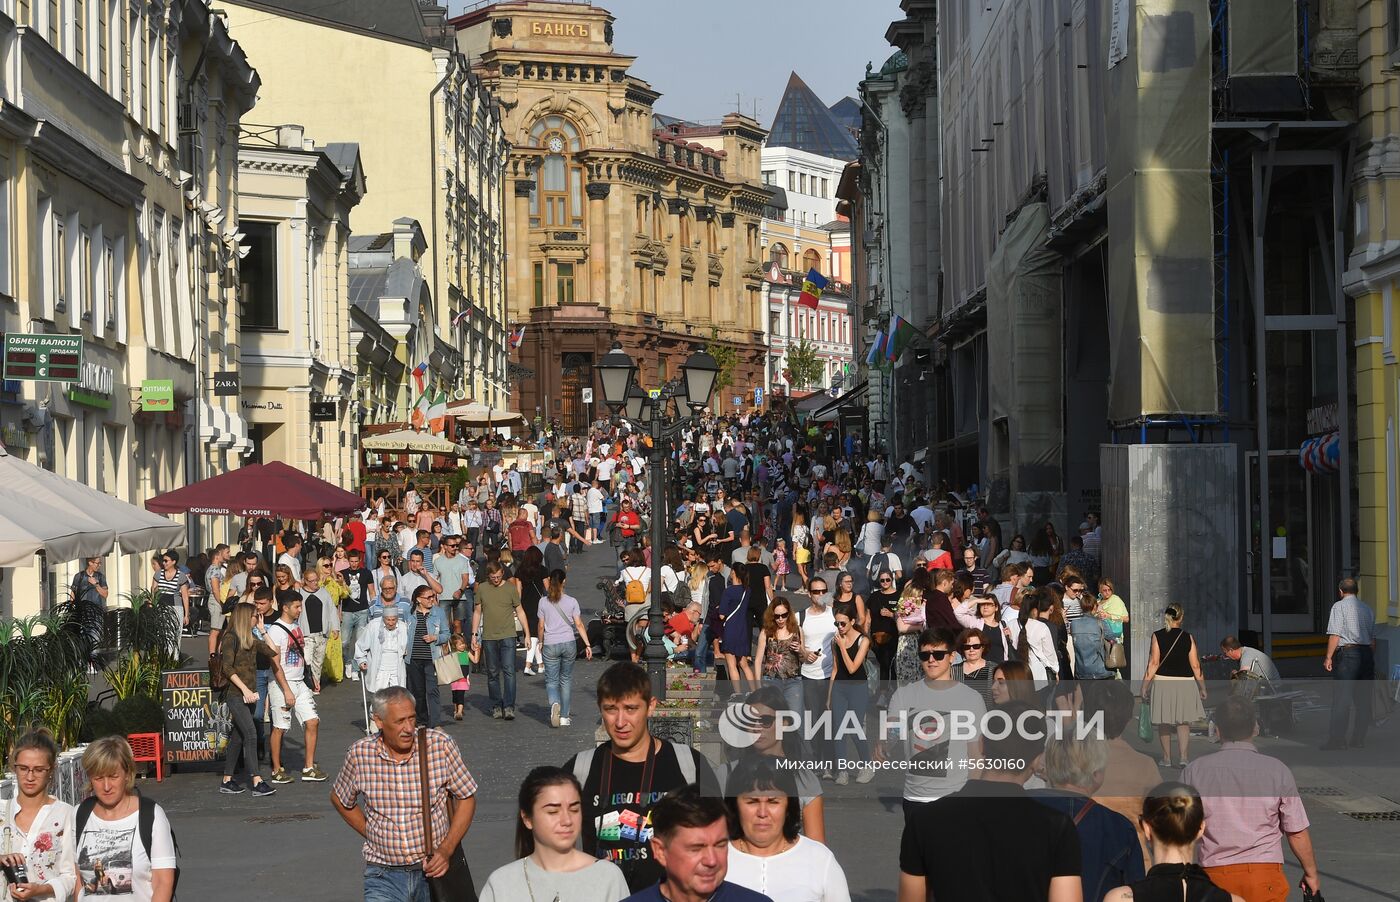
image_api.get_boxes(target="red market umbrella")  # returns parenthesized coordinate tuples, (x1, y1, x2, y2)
(145, 462, 364, 521)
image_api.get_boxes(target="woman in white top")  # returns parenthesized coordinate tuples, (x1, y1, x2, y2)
(1016, 589, 1060, 689)
(354, 605, 408, 691)
(75, 738, 177, 902)
(855, 510, 884, 558)
(0, 730, 76, 901)
(724, 756, 851, 902)
(480, 766, 628, 902)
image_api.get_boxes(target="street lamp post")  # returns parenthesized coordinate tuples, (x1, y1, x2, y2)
(595, 342, 719, 700)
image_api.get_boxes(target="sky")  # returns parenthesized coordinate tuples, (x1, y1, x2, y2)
(451, 0, 906, 125)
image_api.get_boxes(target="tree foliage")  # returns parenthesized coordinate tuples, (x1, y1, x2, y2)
(708, 340, 740, 400)
(786, 339, 824, 391)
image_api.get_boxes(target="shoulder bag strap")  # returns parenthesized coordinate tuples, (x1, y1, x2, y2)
(1162, 630, 1185, 663)
(418, 727, 434, 858)
(1072, 798, 1096, 826)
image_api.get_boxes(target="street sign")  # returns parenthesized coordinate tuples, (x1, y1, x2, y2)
(2, 334, 82, 382)
(140, 379, 175, 412)
(732, 395, 741, 407)
(648, 389, 661, 400)
(212, 372, 240, 396)
(310, 400, 337, 421)
(754, 387, 764, 405)
(581, 387, 593, 404)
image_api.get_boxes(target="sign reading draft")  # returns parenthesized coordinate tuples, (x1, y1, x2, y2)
(2, 333, 83, 382)
(161, 669, 230, 763)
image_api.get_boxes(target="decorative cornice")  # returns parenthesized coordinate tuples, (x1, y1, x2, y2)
(585, 182, 611, 201)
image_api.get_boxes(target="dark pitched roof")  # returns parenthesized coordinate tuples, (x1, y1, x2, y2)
(767, 72, 859, 161)
(231, 0, 440, 47)
(320, 142, 361, 179)
(828, 96, 862, 132)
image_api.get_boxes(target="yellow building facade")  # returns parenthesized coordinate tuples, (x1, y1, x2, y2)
(1347, 0, 1400, 624)
(453, 2, 771, 428)
(0, 0, 257, 615)
(218, 1, 511, 410)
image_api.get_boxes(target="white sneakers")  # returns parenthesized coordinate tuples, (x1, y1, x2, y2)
(559, 716, 572, 726)
(550, 702, 561, 728)
(855, 769, 874, 784)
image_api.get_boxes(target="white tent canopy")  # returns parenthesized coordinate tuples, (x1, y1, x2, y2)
(360, 429, 459, 454)
(0, 445, 185, 567)
(445, 401, 524, 426)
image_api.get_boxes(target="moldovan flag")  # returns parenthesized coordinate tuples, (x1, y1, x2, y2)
(797, 269, 828, 309)
(411, 389, 430, 431)
(865, 330, 886, 367)
(427, 390, 449, 436)
(886, 313, 917, 363)
(508, 326, 526, 350)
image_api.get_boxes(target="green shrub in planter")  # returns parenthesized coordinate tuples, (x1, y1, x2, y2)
(113, 695, 165, 734)
(82, 707, 126, 742)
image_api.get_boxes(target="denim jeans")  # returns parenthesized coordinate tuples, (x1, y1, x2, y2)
(1327, 645, 1374, 745)
(342, 609, 370, 670)
(363, 865, 429, 902)
(763, 676, 804, 714)
(694, 624, 712, 674)
(829, 680, 871, 763)
(482, 637, 518, 711)
(542, 641, 577, 718)
(404, 657, 441, 728)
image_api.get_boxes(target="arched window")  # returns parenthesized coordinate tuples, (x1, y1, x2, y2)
(801, 248, 822, 273)
(529, 116, 583, 228)
(769, 243, 789, 270)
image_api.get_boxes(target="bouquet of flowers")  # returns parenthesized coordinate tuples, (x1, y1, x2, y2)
(897, 593, 925, 625)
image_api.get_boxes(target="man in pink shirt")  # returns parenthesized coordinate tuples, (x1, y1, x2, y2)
(1183, 696, 1320, 902)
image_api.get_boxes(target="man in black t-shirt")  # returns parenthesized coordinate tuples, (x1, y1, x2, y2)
(340, 549, 374, 682)
(565, 663, 717, 893)
(899, 701, 1082, 902)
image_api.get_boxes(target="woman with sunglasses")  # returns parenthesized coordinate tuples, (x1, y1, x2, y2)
(825, 602, 873, 786)
(956, 627, 995, 704)
(867, 569, 901, 680)
(830, 572, 868, 634)
(754, 598, 805, 713)
(976, 594, 1012, 665)
(370, 548, 397, 589)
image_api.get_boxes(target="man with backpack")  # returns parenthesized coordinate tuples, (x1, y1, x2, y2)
(266, 595, 326, 784)
(564, 664, 718, 894)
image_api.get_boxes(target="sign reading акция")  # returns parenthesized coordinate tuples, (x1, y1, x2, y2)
(2, 334, 83, 382)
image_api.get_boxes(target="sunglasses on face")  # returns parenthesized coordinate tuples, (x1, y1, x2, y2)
(773, 612, 789, 619)
(879, 578, 893, 584)
(918, 650, 953, 662)
(835, 620, 852, 628)
(961, 643, 983, 651)
(751, 714, 777, 727)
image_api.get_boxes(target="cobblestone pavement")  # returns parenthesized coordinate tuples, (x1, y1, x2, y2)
(142, 545, 1399, 901)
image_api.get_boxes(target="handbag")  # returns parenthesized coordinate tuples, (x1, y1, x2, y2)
(417, 727, 477, 902)
(1104, 636, 1127, 670)
(434, 653, 463, 685)
(1137, 699, 1154, 742)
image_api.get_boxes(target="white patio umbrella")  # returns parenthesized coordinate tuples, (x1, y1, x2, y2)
(0, 445, 185, 565)
(0, 486, 117, 567)
(445, 401, 524, 427)
(360, 429, 460, 455)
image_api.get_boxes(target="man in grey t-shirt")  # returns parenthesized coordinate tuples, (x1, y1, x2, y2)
(884, 628, 986, 811)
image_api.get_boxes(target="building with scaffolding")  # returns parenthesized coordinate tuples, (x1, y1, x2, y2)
(896, 0, 1363, 658)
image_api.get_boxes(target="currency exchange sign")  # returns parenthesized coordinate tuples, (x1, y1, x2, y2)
(2, 333, 83, 383)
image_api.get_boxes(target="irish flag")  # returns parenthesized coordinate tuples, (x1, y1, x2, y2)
(427, 390, 449, 436)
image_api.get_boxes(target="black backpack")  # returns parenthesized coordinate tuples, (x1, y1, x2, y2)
(77, 794, 180, 896)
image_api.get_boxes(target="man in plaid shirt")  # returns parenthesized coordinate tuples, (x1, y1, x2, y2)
(332, 686, 478, 901)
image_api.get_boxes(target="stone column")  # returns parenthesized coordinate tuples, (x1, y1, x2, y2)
(586, 182, 611, 303)
(513, 179, 534, 312)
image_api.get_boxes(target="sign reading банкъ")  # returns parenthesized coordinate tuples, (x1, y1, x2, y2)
(531, 20, 591, 37)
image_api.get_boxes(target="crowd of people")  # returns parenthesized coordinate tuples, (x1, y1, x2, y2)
(10, 412, 1361, 901)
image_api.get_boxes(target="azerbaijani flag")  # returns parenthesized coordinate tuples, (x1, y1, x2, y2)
(886, 313, 918, 363)
(865, 330, 886, 367)
(411, 360, 429, 395)
(797, 269, 828, 309)
(508, 325, 526, 350)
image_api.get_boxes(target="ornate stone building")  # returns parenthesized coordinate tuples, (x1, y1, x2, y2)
(453, 1, 769, 428)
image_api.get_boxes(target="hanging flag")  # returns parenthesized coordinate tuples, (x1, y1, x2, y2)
(451, 308, 470, 328)
(411, 390, 430, 430)
(886, 313, 918, 363)
(427, 390, 449, 435)
(865, 330, 886, 367)
(797, 269, 828, 309)
(508, 325, 526, 350)
(411, 361, 429, 395)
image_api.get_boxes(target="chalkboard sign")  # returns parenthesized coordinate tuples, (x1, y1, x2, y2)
(161, 670, 230, 764)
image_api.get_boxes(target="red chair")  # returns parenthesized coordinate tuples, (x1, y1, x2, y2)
(126, 733, 163, 782)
